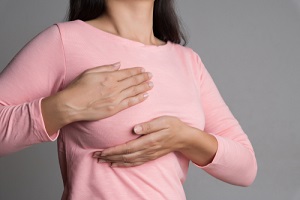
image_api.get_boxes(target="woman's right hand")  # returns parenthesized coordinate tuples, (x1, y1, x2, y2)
(41, 62, 153, 136)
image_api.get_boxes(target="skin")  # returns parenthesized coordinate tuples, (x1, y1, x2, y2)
(90, 0, 166, 46)
(42, 0, 218, 168)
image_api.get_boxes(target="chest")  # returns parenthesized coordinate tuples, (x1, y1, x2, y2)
(62, 46, 205, 149)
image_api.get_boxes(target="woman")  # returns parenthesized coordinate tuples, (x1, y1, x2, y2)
(0, 0, 257, 199)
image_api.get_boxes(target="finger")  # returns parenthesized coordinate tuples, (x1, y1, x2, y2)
(119, 78, 153, 101)
(116, 91, 150, 112)
(97, 150, 143, 163)
(113, 67, 146, 81)
(98, 149, 162, 163)
(111, 161, 145, 168)
(133, 116, 169, 135)
(86, 62, 121, 73)
(118, 71, 153, 92)
(99, 136, 149, 156)
(109, 149, 170, 167)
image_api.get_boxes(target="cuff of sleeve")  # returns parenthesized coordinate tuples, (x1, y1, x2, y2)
(192, 133, 225, 169)
(31, 97, 60, 142)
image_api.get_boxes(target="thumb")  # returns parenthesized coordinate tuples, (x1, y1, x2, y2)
(133, 116, 168, 135)
(88, 61, 121, 73)
(108, 61, 121, 71)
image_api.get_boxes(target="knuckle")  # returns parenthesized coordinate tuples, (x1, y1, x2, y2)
(133, 68, 141, 75)
(132, 85, 139, 94)
(103, 74, 113, 82)
(125, 69, 134, 77)
(169, 116, 179, 126)
(132, 75, 140, 84)
(143, 123, 152, 132)
(142, 153, 155, 162)
(106, 104, 115, 112)
(156, 143, 163, 149)
(127, 97, 137, 107)
(124, 143, 131, 154)
(146, 148, 156, 155)
(125, 156, 133, 163)
(161, 117, 168, 124)
(109, 64, 116, 69)
(106, 96, 116, 104)
(122, 155, 127, 163)
(149, 153, 157, 160)
(148, 134, 158, 146)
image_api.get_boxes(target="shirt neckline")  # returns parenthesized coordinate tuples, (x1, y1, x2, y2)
(76, 19, 172, 51)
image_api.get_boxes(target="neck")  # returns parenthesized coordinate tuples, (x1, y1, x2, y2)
(95, 0, 164, 45)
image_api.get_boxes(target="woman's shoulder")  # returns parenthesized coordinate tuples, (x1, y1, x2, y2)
(29, 20, 82, 45)
(54, 19, 80, 27)
(53, 19, 83, 35)
(171, 42, 202, 63)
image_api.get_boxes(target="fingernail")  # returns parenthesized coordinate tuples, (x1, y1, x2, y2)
(112, 62, 121, 68)
(134, 125, 142, 134)
(98, 159, 107, 163)
(148, 82, 153, 87)
(93, 151, 102, 157)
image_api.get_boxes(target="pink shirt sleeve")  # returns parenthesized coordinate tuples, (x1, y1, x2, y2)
(191, 50, 257, 186)
(0, 24, 65, 157)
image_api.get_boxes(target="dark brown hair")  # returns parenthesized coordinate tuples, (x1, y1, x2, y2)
(65, 0, 188, 46)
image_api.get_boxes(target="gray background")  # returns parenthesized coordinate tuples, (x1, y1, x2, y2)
(0, 0, 299, 199)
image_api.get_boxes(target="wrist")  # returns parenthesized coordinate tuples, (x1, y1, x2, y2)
(177, 127, 218, 166)
(177, 126, 201, 152)
(54, 90, 82, 124)
(40, 93, 71, 136)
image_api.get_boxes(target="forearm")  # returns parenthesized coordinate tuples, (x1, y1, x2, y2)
(40, 91, 79, 137)
(178, 127, 218, 167)
(185, 52, 257, 186)
(178, 126, 257, 186)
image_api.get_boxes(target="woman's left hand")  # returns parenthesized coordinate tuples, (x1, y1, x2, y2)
(92, 115, 191, 167)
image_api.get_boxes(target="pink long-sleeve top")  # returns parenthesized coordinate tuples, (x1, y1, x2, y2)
(0, 19, 257, 199)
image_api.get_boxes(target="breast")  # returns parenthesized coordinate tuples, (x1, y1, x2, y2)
(63, 72, 205, 150)
(62, 54, 205, 149)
